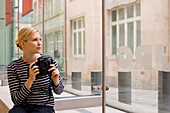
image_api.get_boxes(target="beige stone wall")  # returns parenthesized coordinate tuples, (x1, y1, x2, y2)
(66, 0, 102, 79)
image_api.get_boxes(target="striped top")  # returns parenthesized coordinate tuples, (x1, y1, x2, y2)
(7, 54, 64, 107)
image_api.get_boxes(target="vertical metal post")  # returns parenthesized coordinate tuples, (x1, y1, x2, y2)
(102, 0, 106, 113)
(64, 0, 67, 77)
(4, 22, 6, 79)
(42, 0, 45, 54)
(3, 0, 6, 80)
(17, 0, 19, 58)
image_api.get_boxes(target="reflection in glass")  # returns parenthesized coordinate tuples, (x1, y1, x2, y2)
(128, 22, 134, 53)
(112, 25, 117, 55)
(78, 20, 81, 29)
(83, 31, 85, 54)
(119, 24, 125, 47)
(72, 18, 84, 56)
(112, 10, 117, 22)
(78, 32, 82, 54)
(136, 3, 141, 16)
(136, 21, 141, 47)
(119, 8, 124, 20)
(127, 5, 134, 18)
(74, 32, 77, 54)
(73, 21, 76, 30)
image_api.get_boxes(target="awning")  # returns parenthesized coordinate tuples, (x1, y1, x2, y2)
(106, 0, 136, 9)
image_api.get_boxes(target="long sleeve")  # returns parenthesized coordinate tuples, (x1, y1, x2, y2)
(52, 75, 64, 94)
(7, 63, 31, 106)
(51, 57, 64, 94)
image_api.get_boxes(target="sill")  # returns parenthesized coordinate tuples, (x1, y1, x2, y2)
(72, 55, 85, 59)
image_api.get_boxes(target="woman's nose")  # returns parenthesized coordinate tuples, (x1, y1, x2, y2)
(38, 40, 42, 45)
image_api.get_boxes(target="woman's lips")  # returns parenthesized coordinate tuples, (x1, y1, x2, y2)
(37, 47, 41, 50)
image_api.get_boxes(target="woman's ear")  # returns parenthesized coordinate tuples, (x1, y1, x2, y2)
(20, 40, 25, 48)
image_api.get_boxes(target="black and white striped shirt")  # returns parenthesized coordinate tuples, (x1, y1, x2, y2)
(7, 54, 64, 107)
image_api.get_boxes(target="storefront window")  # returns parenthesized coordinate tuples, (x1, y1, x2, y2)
(0, 0, 170, 113)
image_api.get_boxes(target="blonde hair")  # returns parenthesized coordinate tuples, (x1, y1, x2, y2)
(15, 27, 39, 50)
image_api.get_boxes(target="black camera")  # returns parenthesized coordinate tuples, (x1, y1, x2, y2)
(33, 56, 52, 77)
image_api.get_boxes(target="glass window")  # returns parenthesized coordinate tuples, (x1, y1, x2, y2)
(111, 3, 140, 55)
(2, 0, 170, 112)
(127, 22, 134, 53)
(111, 10, 117, 22)
(127, 5, 134, 18)
(136, 3, 141, 16)
(74, 32, 77, 54)
(112, 25, 117, 55)
(136, 21, 141, 47)
(119, 24, 125, 47)
(56, 31, 63, 53)
(72, 18, 85, 56)
(78, 32, 82, 54)
(119, 8, 124, 20)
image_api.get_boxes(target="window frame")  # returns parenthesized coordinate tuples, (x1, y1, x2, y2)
(72, 17, 85, 57)
(110, 3, 141, 57)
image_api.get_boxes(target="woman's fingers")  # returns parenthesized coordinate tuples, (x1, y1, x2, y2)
(48, 64, 56, 71)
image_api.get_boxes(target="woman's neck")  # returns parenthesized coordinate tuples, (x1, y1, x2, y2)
(22, 53, 41, 64)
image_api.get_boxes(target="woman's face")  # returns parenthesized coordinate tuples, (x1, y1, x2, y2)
(23, 32, 42, 54)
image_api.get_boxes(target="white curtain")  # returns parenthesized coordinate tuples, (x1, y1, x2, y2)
(106, 0, 136, 9)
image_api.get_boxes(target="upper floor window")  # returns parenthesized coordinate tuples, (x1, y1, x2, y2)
(72, 18, 85, 56)
(111, 3, 141, 55)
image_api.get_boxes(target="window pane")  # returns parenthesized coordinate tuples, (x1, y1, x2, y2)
(78, 32, 82, 54)
(136, 21, 141, 47)
(83, 31, 85, 54)
(119, 8, 124, 20)
(78, 20, 81, 29)
(128, 22, 134, 53)
(136, 3, 141, 16)
(73, 21, 76, 30)
(83, 18, 85, 28)
(74, 33, 77, 54)
(119, 24, 125, 47)
(112, 25, 117, 55)
(111, 10, 117, 22)
(127, 5, 134, 18)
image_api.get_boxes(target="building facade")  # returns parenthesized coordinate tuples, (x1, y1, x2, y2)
(0, 0, 170, 112)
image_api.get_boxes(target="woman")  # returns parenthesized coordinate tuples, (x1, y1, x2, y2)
(7, 27, 64, 113)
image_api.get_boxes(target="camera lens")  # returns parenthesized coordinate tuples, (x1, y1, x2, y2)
(40, 61, 49, 69)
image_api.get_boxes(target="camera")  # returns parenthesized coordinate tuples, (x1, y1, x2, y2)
(33, 56, 52, 77)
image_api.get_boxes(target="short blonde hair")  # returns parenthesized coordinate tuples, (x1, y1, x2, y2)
(15, 27, 39, 50)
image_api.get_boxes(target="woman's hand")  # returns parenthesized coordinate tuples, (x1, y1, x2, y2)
(28, 62, 39, 81)
(25, 62, 39, 89)
(48, 64, 60, 86)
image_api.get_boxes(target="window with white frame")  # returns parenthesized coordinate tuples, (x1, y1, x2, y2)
(49, 0, 52, 17)
(111, 2, 141, 55)
(72, 18, 85, 56)
(38, 0, 42, 22)
(55, 31, 63, 55)
(46, 33, 54, 56)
